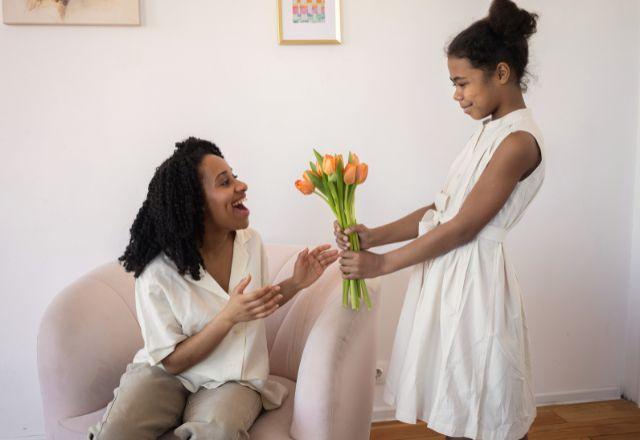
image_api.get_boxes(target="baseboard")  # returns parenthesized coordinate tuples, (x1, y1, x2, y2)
(372, 404, 397, 422)
(372, 386, 623, 422)
(0, 435, 45, 440)
(534, 387, 622, 406)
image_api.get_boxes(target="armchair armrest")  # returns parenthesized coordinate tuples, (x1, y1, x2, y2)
(38, 263, 141, 436)
(290, 279, 380, 440)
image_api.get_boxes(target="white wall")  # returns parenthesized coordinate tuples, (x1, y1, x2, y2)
(623, 26, 640, 404)
(624, 104, 640, 404)
(1, 0, 639, 437)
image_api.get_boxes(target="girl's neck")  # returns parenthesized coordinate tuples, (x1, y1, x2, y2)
(491, 90, 527, 120)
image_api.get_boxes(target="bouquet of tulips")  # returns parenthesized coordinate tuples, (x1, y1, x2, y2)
(295, 150, 371, 311)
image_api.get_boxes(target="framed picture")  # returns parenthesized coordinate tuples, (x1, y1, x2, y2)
(3, 0, 140, 26)
(277, 0, 341, 45)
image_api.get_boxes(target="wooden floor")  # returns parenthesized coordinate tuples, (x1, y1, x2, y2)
(370, 400, 640, 440)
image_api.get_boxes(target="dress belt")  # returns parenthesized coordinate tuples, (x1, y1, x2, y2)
(419, 191, 507, 243)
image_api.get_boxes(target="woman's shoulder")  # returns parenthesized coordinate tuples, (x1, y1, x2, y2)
(136, 252, 182, 288)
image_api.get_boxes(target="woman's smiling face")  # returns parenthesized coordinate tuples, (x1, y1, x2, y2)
(448, 56, 500, 121)
(198, 154, 250, 231)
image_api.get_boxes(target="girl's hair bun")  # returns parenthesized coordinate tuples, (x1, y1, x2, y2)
(488, 0, 538, 43)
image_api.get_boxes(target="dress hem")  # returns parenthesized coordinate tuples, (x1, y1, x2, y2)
(393, 407, 535, 440)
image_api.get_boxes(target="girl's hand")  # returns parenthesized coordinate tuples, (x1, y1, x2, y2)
(291, 244, 339, 290)
(339, 250, 386, 279)
(220, 275, 283, 324)
(333, 221, 375, 250)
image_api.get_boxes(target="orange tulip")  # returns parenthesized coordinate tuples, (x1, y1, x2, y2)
(315, 161, 323, 176)
(356, 163, 368, 184)
(295, 179, 315, 195)
(335, 154, 344, 167)
(322, 155, 336, 175)
(343, 163, 356, 185)
(349, 152, 360, 166)
(303, 170, 314, 182)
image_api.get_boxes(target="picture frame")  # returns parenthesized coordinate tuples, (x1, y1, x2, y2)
(277, 0, 341, 45)
(3, 0, 140, 26)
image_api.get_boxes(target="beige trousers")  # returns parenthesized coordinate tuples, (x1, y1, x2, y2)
(88, 363, 262, 440)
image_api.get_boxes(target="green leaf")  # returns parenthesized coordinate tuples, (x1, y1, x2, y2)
(313, 149, 324, 163)
(336, 166, 345, 210)
(307, 173, 326, 195)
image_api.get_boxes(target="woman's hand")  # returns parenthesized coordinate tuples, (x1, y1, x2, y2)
(163, 275, 279, 375)
(220, 275, 283, 324)
(333, 221, 375, 250)
(291, 244, 339, 290)
(339, 250, 386, 279)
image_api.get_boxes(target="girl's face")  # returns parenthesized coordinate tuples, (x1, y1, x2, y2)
(447, 56, 500, 120)
(198, 154, 250, 231)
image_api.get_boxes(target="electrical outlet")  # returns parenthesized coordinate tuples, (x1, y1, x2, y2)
(375, 361, 388, 384)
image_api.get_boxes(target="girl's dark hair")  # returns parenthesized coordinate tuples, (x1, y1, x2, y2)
(119, 137, 223, 279)
(447, 0, 538, 91)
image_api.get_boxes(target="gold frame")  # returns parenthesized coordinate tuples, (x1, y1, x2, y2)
(277, 0, 341, 45)
(2, 0, 140, 26)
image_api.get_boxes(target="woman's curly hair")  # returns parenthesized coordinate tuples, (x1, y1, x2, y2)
(119, 137, 223, 279)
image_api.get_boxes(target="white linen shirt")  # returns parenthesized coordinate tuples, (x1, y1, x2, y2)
(132, 228, 287, 409)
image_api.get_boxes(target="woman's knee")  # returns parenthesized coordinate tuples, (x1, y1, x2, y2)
(175, 420, 250, 440)
(88, 363, 187, 439)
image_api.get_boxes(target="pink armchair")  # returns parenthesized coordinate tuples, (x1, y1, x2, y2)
(37, 245, 379, 440)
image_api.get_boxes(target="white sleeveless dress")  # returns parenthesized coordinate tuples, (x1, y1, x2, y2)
(384, 108, 544, 440)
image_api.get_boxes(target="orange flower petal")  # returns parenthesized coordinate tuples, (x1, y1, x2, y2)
(295, 179, 315, 195)
(322, 154, 336, 175)
(343, 163, 356, 185)
(356, 163, 368, 184)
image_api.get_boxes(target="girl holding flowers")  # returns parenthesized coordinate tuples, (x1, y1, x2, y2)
(334, 1, 542, 439)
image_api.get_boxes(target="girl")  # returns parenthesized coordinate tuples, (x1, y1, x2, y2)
(335, 1, 541, 439)
(90, 137, 338, 439)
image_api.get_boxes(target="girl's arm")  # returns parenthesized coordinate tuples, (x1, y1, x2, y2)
(162, 275, 281, 375)
(340, 131, 540, 278)
(370, 204, 435, 246)
(334, 204, 434, 250)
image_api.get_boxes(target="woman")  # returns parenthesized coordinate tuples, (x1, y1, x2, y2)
(90, 137, 338, 439)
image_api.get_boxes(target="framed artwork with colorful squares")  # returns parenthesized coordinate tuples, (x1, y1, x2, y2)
(278, 0, 341, 45)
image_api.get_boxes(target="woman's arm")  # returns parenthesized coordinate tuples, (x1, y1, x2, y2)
(274, 245, 340, 304)
(162, 275, 281, 375)
(340, 131, 540, 278)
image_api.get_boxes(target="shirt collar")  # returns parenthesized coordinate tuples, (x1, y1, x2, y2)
(184, 229, 252, 299)
(482, 107, 532, 129)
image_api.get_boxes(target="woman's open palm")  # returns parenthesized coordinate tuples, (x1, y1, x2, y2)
(291, 244, 339, 289)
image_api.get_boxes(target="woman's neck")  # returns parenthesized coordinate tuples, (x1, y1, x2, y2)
(200, 222, 234, 260)
(199, 222, 235, 291)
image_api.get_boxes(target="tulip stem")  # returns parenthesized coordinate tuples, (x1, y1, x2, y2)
(314, 190, 328, 202)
